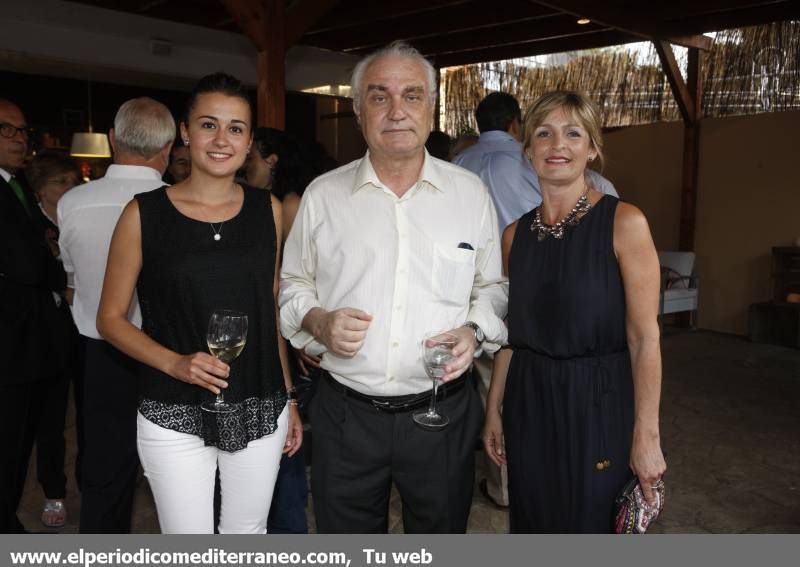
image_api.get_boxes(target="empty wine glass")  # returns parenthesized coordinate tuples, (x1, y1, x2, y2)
(413, 331, 458, 430)
(202, 309, 248, 413)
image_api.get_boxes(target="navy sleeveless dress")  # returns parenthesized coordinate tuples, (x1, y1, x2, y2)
(504, 195, 635, 533)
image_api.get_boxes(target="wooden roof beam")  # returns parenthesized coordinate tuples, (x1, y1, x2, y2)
(220, 0, 271, 51)
(654, 40, 695, 125)
(285, 0, 339, 48)
(344, 15, 603, 56)
(303, 0, 474, 34)
(530, 0, 713, 50)
(301, 5, 559, 50)
(431, 29, 639, 68)
(221, 0, 286, 128)
(667, 0, 800, 35)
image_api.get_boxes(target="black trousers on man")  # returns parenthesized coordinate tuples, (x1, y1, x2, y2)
(79, 338, 140, 534)
(310, 373, 483, 533)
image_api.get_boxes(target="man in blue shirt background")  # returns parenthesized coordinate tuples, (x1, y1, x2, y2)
(454, 92, 617, 231)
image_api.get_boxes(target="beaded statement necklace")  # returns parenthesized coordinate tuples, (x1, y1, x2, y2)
(530, 187, 592, 241)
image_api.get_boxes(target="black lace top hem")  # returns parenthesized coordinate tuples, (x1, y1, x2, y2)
(139, 393, 287, 453)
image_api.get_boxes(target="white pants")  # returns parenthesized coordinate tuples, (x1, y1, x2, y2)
(137, 406, 288, 534)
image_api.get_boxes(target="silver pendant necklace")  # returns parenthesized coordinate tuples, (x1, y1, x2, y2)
(530, 186, 591, 241)
(210, 223, 223, 241)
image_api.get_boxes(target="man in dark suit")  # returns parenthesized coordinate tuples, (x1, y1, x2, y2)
(0, 99, 64, 533)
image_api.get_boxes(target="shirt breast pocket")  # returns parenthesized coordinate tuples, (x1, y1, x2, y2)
(432, 243, 476, 307)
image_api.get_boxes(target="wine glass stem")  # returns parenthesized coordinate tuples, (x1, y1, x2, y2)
(215, 357, 226, 406)
(427, 378, 439, 416)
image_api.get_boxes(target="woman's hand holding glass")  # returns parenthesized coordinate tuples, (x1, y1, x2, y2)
(203, 310, 248, 413)
(168, 352, 230, 395)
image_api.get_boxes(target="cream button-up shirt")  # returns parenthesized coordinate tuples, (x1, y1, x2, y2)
(279, 151, 508, 396)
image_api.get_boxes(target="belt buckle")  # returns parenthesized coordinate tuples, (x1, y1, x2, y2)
(371, 398, 415, 413)
(371, 399, 394, 412)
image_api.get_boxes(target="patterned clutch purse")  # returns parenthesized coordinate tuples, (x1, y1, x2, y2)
(614, 477, 665, 534)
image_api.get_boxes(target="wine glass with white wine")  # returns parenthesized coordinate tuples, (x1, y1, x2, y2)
(202, 309, 248, 413)
(413, 331, 457, 430)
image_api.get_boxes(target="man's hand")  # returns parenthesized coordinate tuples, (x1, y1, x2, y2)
(303, 307, 373, 357)
(439, 325, 478, 382)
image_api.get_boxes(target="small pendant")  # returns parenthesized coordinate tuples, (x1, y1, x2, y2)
(213, 234, 221, 241)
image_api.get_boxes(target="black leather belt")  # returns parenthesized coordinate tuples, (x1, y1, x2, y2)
(323, 371, 466, 413)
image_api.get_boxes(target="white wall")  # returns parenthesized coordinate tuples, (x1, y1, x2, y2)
(604, 111, 800, 335)
(0, 0, 357, 92)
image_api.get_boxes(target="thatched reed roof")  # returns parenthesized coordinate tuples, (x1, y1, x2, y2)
(442, 21, 800, 135)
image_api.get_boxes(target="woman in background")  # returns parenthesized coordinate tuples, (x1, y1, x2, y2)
(26, 151, 83, 528)
(245, 127, 318, 239)
(246, 127, 339, 533)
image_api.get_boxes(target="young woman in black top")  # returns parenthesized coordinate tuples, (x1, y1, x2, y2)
(97, 74, 302, 534)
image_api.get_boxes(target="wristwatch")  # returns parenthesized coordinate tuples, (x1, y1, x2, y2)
(463, 321, 485, 344)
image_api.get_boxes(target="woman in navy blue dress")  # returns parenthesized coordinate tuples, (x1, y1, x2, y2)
(482, 91, 666, 533)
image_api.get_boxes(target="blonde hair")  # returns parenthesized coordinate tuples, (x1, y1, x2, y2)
(522, 90, 605, 171)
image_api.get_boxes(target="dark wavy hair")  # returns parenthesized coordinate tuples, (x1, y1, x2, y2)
(184, 72, 253, 125)
(252, 127, 316, 200)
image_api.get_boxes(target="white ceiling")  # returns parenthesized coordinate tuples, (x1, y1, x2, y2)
(0, 0, 359, 92)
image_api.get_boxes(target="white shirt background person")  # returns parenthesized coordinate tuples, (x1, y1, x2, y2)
(58, 164, 164, 337)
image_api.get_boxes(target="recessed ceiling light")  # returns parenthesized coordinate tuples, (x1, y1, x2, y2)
(577, 18, 591, 25)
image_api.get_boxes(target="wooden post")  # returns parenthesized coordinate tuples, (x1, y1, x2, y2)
(434, 65, 441, 132)
(655, 40, 705, 252)
(678, 47, 703, 252)
(258, 0, 285, 129)
(222, 0, 338, 129)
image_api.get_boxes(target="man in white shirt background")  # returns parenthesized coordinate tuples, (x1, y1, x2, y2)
(58, 98, 174, 533)
(279, 41, 507, 533)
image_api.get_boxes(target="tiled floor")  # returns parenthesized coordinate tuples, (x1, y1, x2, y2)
(17, 331, 800, 533)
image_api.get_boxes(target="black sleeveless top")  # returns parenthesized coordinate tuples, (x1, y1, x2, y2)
(507, 195, 628, 358)
(135, 185, 286, 451)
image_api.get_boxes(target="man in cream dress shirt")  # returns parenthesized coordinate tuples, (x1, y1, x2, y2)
(279, 42, 507, 533)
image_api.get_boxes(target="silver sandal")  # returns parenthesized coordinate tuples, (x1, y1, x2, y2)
(41, 499, 67, 528)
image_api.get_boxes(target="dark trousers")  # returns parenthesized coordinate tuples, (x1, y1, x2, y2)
(79, 338, 140, 534)
(310, 374, 482, 533)
(35, 334, 85, 498)
(267, 370, 315, 534)
(267, 448, 308, 533)
(0, 381, 44, 533)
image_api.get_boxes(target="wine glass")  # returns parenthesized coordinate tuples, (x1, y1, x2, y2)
(413, 331, 458, 430)
(202, 309, 248, 413)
